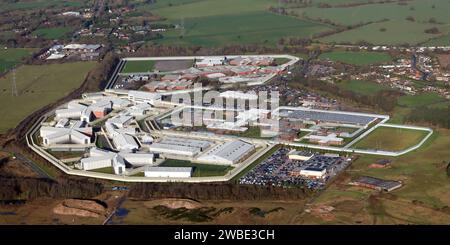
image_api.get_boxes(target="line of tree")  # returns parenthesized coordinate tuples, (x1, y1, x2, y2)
(0, 176, 103, 200)
(129, 183, 313, 201)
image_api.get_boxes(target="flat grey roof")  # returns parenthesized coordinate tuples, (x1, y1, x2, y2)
(279, 109, 376, 125)
(145, 166, 193, 172)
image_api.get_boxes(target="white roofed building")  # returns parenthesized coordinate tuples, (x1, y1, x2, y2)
(112, 133, 139, 151)
(197, 140, 254, 165)
(149, 137, 211, 157)
(128, 91, 161, 105)
(144, 166, 193, 178)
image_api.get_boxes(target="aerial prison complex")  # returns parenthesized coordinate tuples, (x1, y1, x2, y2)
(34, 89, 260, 179)
(27, 55, 431, 183)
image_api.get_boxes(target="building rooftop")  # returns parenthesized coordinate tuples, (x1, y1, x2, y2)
(145, 166, 193, 173)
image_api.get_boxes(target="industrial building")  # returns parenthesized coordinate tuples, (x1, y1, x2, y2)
(277, 108, 377, 126)
(197, 140, 254, 165)
(144, 166, 193, 178)
(350, 176, 402, 192)
(149, 137, 211, 157)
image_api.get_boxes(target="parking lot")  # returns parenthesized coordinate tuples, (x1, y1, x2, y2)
(239, 148, 351, 190)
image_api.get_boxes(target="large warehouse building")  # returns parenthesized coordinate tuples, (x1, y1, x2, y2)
(197, 140, 255, 165)
(277, 108, 377, 126)
(149, 137, 211, 157)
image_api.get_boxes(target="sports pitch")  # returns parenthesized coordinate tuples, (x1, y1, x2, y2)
(354, 126, 428, 152)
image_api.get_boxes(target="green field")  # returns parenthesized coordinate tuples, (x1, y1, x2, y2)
(160, 159, 233, 177)
(157, 12, 331, 46)
(139, 0, 331, 46)
(397, 92, 446, 108)
(33, 27, 73, 39)
(121, 60, 156, 73)
(424, 34, 450, 46)
(145, 0, 277, 19)
(337, 80, 390, 96)
(280, 0, 450, 45)
(292, 0, 450, 26)
(388, 92, 447, 124)
(320, 20, 449, 45)
(0, 48, 36, 72)
(0, 62, 96, 133)
(355, 126, 428, 151)
(0, 0, 84, 12)
(319, 51, 392, 65)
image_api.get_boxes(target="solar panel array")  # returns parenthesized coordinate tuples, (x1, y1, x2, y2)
(280, 109, 375, 125)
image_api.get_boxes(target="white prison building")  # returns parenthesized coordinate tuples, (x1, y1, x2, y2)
(144, 166, 193, 178)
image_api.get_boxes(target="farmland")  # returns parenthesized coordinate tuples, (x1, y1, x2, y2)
(137, 0, 331, 46)
(133, 0, 450, 46)
(319, 51, 392, 65)
(291, 0, 450, 26)
(33, 27, 73, 40)
(155, 12, 331, 46)
(284, 0, 450, 45)
(0, 48, 36, 72)
(354, 126, 428, 151)
(320, 20, 449, 45)
(0, 62, 96, 133)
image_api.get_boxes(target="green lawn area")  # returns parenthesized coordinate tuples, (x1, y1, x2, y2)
(90, 167, 115, 174)
(121, 60, 156, 73)
(0, 48, 36, 72)
(33, 27, 73, 39)
(232, 127, 266, 139)
(354, 126, 428, 151)
(337, 79, 390, 95)
(397, 92, 446, 108)
(160, 159, 233, 177)
(158, 12, 331, 46)
(47, 150, 85, 159)
(0, 62, 96, 133)
(335, 127, 358, 134)
(319, 51, 392, 66)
